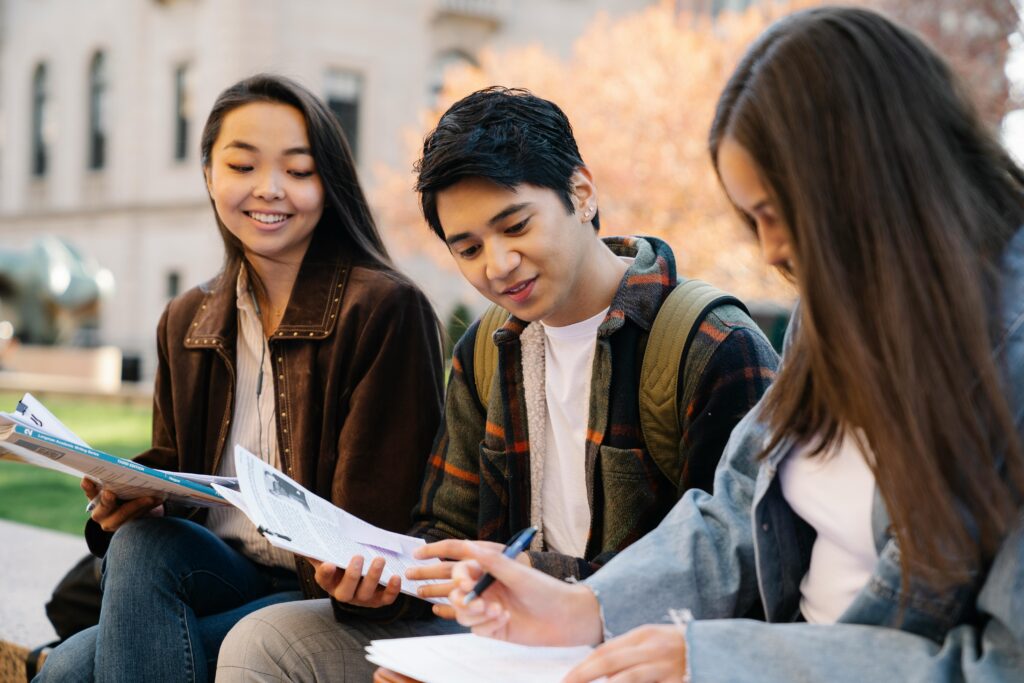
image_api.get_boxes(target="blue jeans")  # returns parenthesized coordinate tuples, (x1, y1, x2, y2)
(35, 516, 302, 683)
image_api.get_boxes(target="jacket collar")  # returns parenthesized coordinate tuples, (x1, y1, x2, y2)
(493, 235, 677, 345)
(997, 225, 1024, 352)
(185, 230, 350, 349)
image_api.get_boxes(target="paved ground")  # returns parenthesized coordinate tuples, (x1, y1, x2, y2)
(0, 519, 87, 647)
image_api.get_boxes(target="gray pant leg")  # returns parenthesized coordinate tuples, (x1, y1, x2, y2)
(216, 599, 466, 682)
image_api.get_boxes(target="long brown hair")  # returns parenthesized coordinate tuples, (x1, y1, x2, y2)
(200, 74, 396, 276)
(710, 6, 1024, 589)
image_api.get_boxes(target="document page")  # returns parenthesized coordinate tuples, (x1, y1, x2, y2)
(9, 393, 88, 446)
(0, 392, 90, 477)
(365, 634, 595, 683)
(0, 413, 225, 507)
(230, 445, 449, 603)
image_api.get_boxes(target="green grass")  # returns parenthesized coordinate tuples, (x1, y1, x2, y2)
(0, 392, 152, 534)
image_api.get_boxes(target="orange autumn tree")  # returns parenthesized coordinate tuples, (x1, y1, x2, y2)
(876, 0, 1019, 124)
(375, 0, 1019, 304)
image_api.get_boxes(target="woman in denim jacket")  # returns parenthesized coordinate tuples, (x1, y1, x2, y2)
(440, 7, 1024, 682)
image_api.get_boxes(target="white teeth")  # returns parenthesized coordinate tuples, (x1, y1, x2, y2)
(248, 212, 288, 224)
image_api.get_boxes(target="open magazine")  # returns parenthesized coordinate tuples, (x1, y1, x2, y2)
(215, 444, 448, 604)
(0, 393, 228, 506)
(0, 393, 446, 602)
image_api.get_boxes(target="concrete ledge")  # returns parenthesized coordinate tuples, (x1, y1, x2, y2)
(0, 345, 123, 394)
(0, 379, 153, 408)
(0, 520, 87, 682)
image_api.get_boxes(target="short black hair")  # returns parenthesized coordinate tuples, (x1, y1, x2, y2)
(415, 86, 598, 239)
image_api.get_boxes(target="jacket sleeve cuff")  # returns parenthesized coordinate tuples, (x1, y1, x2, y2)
(330, 593, 433, 624)
(526, 550, 594, 580)
(84, 518, 113, 558)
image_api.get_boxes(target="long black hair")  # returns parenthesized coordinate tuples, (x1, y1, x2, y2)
(200, 73, 396, 273)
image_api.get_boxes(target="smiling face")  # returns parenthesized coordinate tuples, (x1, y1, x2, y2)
(437, 173, 605, 326)
(204, 102, 324, 269)
(716, 136, 795, 273)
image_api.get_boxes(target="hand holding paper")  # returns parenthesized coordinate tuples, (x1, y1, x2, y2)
(82, 477, 165, 533)
(311, 555, 404, 609)
(0, 393, 226, 507)
(221, 445, 450, 604)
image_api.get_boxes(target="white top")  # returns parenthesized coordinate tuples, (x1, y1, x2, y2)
(204, 266, 296, 570)
(538, 307, 608, 556)
(778, 431, 879, 623)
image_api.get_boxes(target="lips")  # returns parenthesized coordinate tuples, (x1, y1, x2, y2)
(245, 211, 292, 227)
(501, 277, 536, 304)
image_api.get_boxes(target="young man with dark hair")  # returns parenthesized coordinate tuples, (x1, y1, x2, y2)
(217, 87, 779, 682)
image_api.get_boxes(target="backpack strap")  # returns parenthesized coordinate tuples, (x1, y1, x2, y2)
(472, 304, 510, 410)
(474, 282, 748, 497)
(639, 279, 746, 494)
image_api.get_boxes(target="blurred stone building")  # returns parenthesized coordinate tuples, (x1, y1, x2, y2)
(0, 0, 660, 378)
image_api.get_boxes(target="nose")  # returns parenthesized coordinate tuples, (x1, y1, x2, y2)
(252, 168, 285, 201)
(757, 221, 792, 269)
(485, 241, 521, 282)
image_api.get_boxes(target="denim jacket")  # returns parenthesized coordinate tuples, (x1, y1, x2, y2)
(586, 227, 1024, 682)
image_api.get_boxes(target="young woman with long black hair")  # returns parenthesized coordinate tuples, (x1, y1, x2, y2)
(36, 74, 443, 683)
(440, 8, 1024, 682)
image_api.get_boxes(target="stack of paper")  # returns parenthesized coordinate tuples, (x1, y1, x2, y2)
(365, 633, 594, 683)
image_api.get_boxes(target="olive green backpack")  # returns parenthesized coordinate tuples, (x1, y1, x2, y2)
(473, 279, 748, 494)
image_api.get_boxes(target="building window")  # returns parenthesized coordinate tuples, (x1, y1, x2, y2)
(88, 51, 108, 170)
(31, 63, 49, 177)
(324, 69, 361, 161)
(173, 64, 191, 161)
(166, 270, 181, 298)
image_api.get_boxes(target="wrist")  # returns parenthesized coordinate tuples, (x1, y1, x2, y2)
(572, 583, 605, 646)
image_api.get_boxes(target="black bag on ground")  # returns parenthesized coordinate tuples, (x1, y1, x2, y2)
(45, 554, 102, 641)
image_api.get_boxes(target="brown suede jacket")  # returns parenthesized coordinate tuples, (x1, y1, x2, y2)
(84, 231, 444, 599)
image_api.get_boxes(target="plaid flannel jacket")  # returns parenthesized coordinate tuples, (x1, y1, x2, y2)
(411, 236, 779, 579)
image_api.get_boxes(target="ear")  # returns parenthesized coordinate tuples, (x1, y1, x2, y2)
(203, 166, 214, 196)
(570, 167, 597, 221)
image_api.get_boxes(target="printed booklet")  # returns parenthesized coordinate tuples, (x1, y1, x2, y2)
(0, 393, 445, 600)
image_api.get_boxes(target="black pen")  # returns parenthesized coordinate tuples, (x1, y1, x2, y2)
(462, 525, 537, 605)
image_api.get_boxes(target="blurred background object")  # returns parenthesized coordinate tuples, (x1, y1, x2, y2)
(0, 237, 123, 395)
(0, 237, 113, 346)
(0, 0, 1019, 376)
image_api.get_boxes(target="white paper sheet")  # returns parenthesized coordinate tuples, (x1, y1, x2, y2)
(8, 392, 89, 446)
(0, 394, 226, 507)
(230, 445, 449, 603)
(365, 634, 596, 683)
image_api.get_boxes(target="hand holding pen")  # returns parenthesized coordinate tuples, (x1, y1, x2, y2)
(448, 527, 605, 647)
(461, 525, 537, 604)
(81, 478, 164, 532)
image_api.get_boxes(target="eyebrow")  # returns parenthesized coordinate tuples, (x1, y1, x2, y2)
(222, 140, 313, 156)
(444, 202, 532, 246)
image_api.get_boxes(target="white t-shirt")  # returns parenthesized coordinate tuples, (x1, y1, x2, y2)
(539, 307, 608, 556)
(778, 432, 879, 623)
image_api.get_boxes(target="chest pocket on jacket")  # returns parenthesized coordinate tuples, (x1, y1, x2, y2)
(598, 445, 661, 551)
(478, 444, 523, 540)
